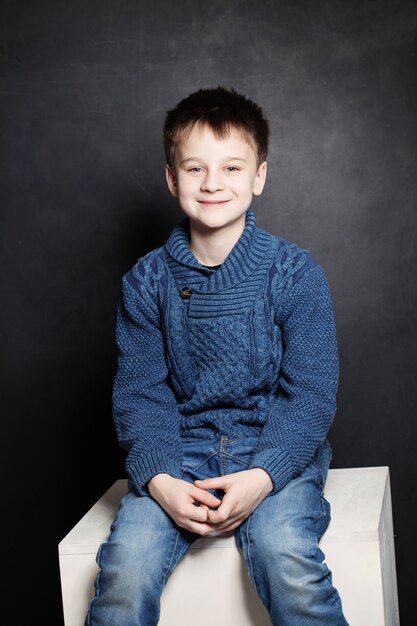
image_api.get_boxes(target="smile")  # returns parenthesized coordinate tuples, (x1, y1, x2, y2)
(197, 200, 231, 205)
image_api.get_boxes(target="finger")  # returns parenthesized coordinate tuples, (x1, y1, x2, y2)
(213, 519, 242, 532)
(182, 520, 220, 535)
(207, 506, 245, 530)
(194, 476, 228, 490)
(206, 498, 234, 524)
(187, 504, 209, 523)
(179, 515, 226, 535)
(190, 486, 222, 508)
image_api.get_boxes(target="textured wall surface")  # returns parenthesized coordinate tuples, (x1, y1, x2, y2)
(1, 1, 416, 623)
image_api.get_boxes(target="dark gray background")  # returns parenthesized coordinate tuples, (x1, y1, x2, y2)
(1, 1, 416, 624)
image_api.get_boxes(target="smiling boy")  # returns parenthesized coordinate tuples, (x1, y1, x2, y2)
(85, 87, 349, 625)
(165, 122, 266, 251)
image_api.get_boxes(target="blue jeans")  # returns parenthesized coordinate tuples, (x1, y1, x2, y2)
(85, 435, 349, 625)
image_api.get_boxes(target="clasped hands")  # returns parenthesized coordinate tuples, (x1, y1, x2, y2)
(148, 469, 273, 535)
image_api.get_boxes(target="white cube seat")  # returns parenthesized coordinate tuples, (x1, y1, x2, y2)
(58, 466, 399, 626)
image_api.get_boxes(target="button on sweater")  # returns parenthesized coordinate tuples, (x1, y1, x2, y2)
(113, 208, 339, 494)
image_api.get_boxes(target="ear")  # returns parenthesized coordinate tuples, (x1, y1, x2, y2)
(165, 164, 178, 198)
(253, 161, 267, 196)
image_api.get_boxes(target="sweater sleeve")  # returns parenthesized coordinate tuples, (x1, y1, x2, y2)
(112, 266, 183, 493)
(249, 258, 339, 492)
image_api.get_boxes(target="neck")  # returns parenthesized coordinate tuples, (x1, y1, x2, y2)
(189, 215, 246, 266)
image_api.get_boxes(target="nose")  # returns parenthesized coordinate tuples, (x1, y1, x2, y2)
(201, 170, 224, 192)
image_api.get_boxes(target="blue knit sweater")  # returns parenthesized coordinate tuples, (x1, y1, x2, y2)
(113, 208, 339, 494)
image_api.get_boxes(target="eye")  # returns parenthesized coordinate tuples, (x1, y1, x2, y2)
(188, 166, 204, 173)
(225, 166, 240, 172)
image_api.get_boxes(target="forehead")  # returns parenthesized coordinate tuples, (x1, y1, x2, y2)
(174, 122, 257, 161)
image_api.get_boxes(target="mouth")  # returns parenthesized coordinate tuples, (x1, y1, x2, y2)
(198, 199, 231, 206)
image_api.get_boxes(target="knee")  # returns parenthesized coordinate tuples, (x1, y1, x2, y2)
(248, 514, 326, 585)
(97, 539, 159, 592)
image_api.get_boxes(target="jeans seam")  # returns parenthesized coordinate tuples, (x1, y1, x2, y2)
(245, 516, 259, 592)
(311, 494, 345, 616)
(321, 559, 345, 614)
(162, 530, 182, 586)
(310, 460, 327, 486)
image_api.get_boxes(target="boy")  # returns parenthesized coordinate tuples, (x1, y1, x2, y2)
(85, 87, 349, 625)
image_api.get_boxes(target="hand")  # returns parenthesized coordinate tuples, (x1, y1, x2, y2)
(195, 468, 273, 532)
(148, 474, 222, 535)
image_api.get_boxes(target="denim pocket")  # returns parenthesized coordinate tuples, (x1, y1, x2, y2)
(223, 436, 259, 466)
(180, 438, 219, 480)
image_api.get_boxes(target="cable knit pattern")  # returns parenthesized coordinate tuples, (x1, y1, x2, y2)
(112, 209, 339, 493)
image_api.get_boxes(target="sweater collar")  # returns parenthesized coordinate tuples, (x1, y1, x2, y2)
(164, 208, 271, 293)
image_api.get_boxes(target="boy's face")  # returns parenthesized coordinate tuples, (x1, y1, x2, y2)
(166, 123, 267, 233)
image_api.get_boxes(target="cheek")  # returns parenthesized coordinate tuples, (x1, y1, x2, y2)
(235, 179, 256, 196)
(177, 176, 197, 198)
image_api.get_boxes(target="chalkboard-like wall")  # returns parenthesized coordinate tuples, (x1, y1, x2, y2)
(1, 1, 416, 623)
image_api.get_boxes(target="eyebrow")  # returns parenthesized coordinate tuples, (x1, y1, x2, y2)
(180, 157, 248, 165)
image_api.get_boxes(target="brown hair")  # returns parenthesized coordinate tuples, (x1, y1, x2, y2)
(163, 86, 270, 168)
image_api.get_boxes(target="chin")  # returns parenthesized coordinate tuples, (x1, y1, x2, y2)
(199, 215, 241, 230)
(190, 208, 248, 229)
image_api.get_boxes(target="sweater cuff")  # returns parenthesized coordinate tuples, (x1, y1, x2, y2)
(249, 448, 296, 493)
(127, 450, 182, 493)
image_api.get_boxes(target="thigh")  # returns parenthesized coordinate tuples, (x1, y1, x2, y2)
(237, 463, 347, 625)
(86, 489, 195, 625)
(97, 487, 193, 587)
(237, 460, 331, 578)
